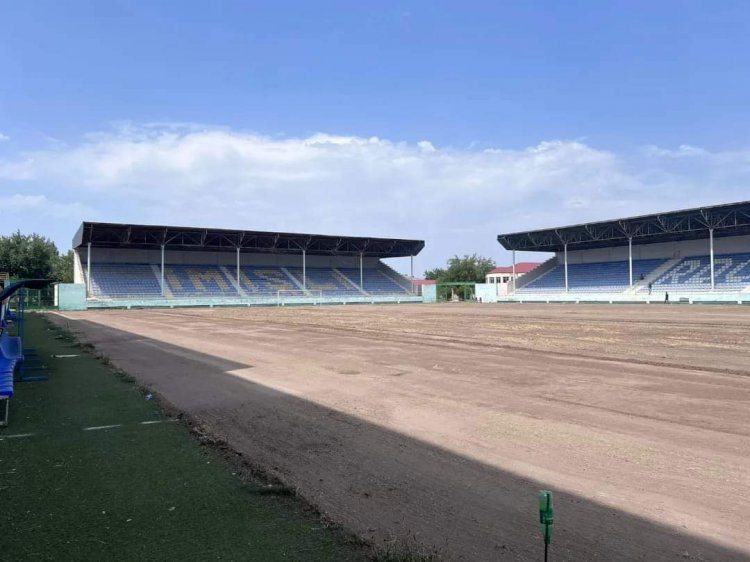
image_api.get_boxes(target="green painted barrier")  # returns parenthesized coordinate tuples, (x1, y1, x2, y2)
(539, 490, 554, 561)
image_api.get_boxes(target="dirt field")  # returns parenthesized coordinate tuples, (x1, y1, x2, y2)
(51, 304, 750, 561)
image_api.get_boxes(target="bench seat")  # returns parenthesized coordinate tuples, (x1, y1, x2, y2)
(0, 334, 23, 361)
(0, 356, 16, 426)
(0, 357, 16, 396)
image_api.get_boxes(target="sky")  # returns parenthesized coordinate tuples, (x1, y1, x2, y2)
(1, 1, 750, 274)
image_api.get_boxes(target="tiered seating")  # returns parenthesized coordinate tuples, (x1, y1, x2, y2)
(165, 265, 236, 297)
(89, 263, 161, 298)
(286, 267, 361, 296)
(337, 268, 409, 294)
(240, 266, 297, 295)
(650, 253, 750, 291)
(519, 259, 665, 293)
(87, 263, 416, 299)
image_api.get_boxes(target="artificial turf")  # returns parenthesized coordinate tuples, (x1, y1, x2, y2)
(0, 313, 370, 561)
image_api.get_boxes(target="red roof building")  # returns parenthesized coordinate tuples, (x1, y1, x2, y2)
(486, 263, 541, 295)
(410, 278, 436, 297)
(488, 262, 540, 275)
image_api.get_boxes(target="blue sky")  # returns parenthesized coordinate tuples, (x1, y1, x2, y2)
(2, 1, 750, 272)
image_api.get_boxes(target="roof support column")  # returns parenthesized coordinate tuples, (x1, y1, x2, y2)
(709, 228, 715, 291)
(512, 250, 517, 294)
(302, 249, 306, 292)
(160, 244, 165, 297)
(359, 252, 364, 291)
(236, 246, 241, 296)
(564, 243, 569, 293)
(86, 242, 92, 297)
(410, 255, 414, 295)
(628, 237, 633, 287)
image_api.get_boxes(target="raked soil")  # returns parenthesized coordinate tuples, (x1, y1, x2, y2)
(50, 304, 750, 561)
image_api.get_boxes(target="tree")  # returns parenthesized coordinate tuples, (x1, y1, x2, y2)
(424, 254, 496, 284)
(0, 231, 73, 281)
(54, 250, 75, 283)
(424, 267, 446, 281)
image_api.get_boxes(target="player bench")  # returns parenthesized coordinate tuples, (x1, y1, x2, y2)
(0, 356, 17, 426)
(0, 334, 23, 426)
(0, 333, 23, 361)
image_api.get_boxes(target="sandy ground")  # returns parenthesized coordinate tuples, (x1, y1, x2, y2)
(50, 304, 750, 561)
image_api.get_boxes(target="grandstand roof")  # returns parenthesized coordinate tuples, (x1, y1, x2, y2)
(497, 201, 750, 253)
(73, 222, 424, 258)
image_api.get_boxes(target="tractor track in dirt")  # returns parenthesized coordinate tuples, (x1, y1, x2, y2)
(51, 304, 750, 561)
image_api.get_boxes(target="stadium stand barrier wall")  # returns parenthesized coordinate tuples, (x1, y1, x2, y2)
(57, 283, 87, 310)
(474, 283, 499, 303)
(498, 291, 750, 304)
(422, 284, 437, 303)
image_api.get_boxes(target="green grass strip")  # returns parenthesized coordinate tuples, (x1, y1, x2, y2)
(0, 314, 369, 561)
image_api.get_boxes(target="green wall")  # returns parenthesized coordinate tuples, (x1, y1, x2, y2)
(57, 283, 87, 310)
(422, 284, 437, 303)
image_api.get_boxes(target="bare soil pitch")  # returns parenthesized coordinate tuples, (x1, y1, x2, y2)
(51, 304, 750, 561)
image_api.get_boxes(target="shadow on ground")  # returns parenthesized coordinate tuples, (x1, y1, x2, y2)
(0, 315, 374, 562)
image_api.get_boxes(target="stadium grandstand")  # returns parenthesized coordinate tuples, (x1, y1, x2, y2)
(497, 201, 750, 303)
(72, 222, 423, 308)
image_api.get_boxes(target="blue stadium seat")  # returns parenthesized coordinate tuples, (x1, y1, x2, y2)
(0, 358, 14, 397)
(240, 266, 297, 295)
(88, 263, 162, 298)
(286, 267, 361, 296)
(165, 265, 237, 297)
(337, 268, 409, 295)
(650, 253, 750, 291)
(519, 259, 666, 293)
(0, 334, 23, 361)
(86, 263, 413, 299)
(0, 336, 19, 425)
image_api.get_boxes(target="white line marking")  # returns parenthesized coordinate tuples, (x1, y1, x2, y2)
(0, 433, 35, 439)
(83, 424, 122, 431)
(139, 420, 162, 425)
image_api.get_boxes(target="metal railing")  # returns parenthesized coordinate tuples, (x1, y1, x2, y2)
(499, 290, 750, 304)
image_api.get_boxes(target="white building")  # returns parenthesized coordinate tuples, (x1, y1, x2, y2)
(485, 262, 541, 295)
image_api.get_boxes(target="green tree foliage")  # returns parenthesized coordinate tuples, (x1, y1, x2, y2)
(423, 267, 445, 281)
(54, 250, 75, 283)
(0, 231, 72, 281)
(424, 254, 496, 284)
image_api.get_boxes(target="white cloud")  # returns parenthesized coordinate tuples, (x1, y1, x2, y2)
(643, 144, 710, 158)
(0, 132, 9, 142)
(0, 194, 47, 207)
(0, 123, 748, 271)
(0, 193, 95, 219)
